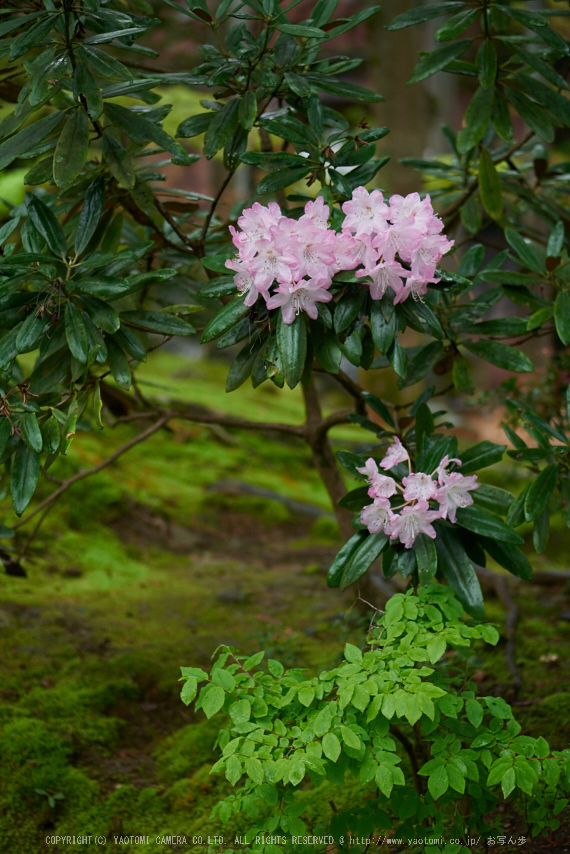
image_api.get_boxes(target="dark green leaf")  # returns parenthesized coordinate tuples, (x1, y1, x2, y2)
(73, 61, 103, 120)
(106, 339, 131, 390)
(102, 131, 135, 188)
(340, 533, 388, 590)
(524, 464, 557, 523)
(407, 40, 471, 85)
(457, 87, 494, 153)
(0, 418, 11, 457)
(226, 338, 265, 392)
(29, 348, 71, 394)
(15, 312, 46, 352)
(414, 533, 438, 586)
(434, 523, 484, 620)
(203, 99, 239, 160)
(11, 443, 41, 517)
(361, 391, 395, 429)
(456, 505, 524, 545)
(554, 291, 570, 346)
(277, 313, 307, 389)
(0, 112, 64, 171)
(177, 112, 214, 138)
(477, 40, 497, 89)
(503, 87, 554, 143)
(53, 108, 89, 189)
(478, 147, 502, 221)
(533, 507, 550, 555)
(337, 486, 370, 512)
(120, 310, 195, 336)
(201, 297, 250, 344)
(452, 354, 474, 392)
(504, 229, 544, 276)
(9, 15, 55, 61)
(472, 484, 513, 516)
(480, 539, 532, 581)
(103, 102, 191, 163)
(257, 167, 312, 195)
(65, 303, 89, 364)
(370, 300, 395, 353)
(458, 440, 505, 474)
(401, 341, 446, 387)
(327, 531, 367, 587)
(77, 295, 120, 334)
(311, 323, 341, 374)
(21, 412, 42, 453)
(238, 91, 257, 131)
(112, 327, 146, 363)
(547, 222, 565, 259)
(462, 339, 534, 373)
(275, 22, 325, 38)
(25, 193, 66, 257)
(388, 3, 465, 31)
(75, 175, 105, 257)
(387, 337, 407, 379)
(508, 43, 568, 91)
(436, 8, 478, 41)
(197, 278, 237, 298)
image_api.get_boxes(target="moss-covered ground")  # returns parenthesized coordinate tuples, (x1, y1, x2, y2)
(0, 353, 569, 854)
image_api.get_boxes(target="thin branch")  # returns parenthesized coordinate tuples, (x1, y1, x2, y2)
(390, 724, 422, 794)
(13, 417, 170, 530)
(153, 197, 200, 252)
(113, 406, 304, 436)
(494, 575, 522, 696)
(200, 170, 236, 248)
(439, 131, 534, 220)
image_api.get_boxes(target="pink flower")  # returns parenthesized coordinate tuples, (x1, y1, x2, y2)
(402, 472, 438, 502)
(357, 258, 410, 300)
(225, 257, 266, 307)
(230, 202, 281, 254)
(388, 500, 441, 549)
(370, 473, 398, 499)
(436, 454, 462, 485)
(300, 196, 330, 230)
(379, 437, 409, 470)
(437, 472, 479, 523)
(248, 240, 295, 289)
(411, 233, 453, 280)
(342, 187, 389, 237)
(374, 218, 423, 264)
(331, 232, 363, 272)
(356, 457, 379, 482)
(393, 276, 439, 304)
(265, 277, 332, 324)
(361, 497, 393, 535)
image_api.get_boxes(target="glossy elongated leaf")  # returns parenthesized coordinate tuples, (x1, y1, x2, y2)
(9, 15, 55, 61)
(201, 298, 249, 344)
(257, 167, 312, 195)
(77, 295, 120, 334)
(15, 313, 46, 352)
(65, 303, 89, 364)
(434, 523, 484, 620)
(312, 323, 341, 374)
(106, 339, 131, 389)
(11, 443, 41, 517)
(414, 534, 438, 586)
(21, 412, 43, 453)
(533, 507, 550, 555)
(388, 2, 465, 30)
(370, 300, 395, 353)
(477, 39, 497, 89)
(456, 87, 494, 153)
(472, 484, 513, 516)
(337, 486, 370, 511)
(480, 538, 533, 581)
(458, 440, 505, 475)
(53, 108, 89, 189)
(407, 40, 470, 85)
(73, 62, 103, 120)
(462, 339, 534, 373)
(503, 87, 554, 143)
(102, 131, 135, 188)
(361, 391, 395, 429)
(455, 505, 524, 545)
(103, 102, 190, 163)
(401, 341, 446, 387)
(29, 348, 71, 394)
(203, 99, 239, 160)
(327, 531, 368, 587)
(75, 175, 105, 256)
(226, 338, 265, 392)
(177, 112, 214, 138)
(0, 112, 64, 171)
(524, 464, 557, 523)
(554, 291, 570, 346)
(436, 8, 478, 41)
(478, 147, 502, 221)
(504, 229, 544, 275)
(120, 311, 195, 336)
(0, 418, 11, 458)
(341, 533, 388, 590)
(277, 314, 307, 389)
(25, 193, 66, 257)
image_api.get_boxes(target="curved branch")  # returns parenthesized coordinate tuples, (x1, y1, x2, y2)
(114, 406, 304, 436)
(14, 416, 170, 530)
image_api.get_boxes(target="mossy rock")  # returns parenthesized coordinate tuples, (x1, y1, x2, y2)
(154, 718, 219, 783)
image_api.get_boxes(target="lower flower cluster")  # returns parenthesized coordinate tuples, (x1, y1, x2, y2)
(359, 439, 479, 548)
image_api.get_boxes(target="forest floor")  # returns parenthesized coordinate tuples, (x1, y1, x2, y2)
(0, 353, 569, 854)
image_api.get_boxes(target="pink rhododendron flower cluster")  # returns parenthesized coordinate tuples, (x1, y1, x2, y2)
(226, 188, 453, 324)
(357, 443, 478, 549)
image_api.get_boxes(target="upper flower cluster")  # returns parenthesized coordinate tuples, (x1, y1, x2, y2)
(358, 440, 478, 549)
(226, 188, 453, 324)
